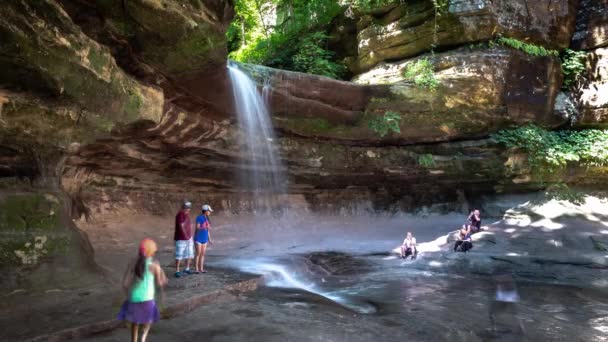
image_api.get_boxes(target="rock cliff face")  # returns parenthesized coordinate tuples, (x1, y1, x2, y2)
(266, 47, 565, 144)
(2, 0, 608, 289)
(0, 0, 232, 288)
(344, 0, 579, 73)
(571, 0, 608, 126)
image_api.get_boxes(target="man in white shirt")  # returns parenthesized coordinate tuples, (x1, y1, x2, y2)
(400, 232, 417, 260)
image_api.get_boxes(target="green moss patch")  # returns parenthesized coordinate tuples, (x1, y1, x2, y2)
(0, 194, 70, 268)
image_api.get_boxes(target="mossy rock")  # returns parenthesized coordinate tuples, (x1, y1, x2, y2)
(0, 0, 163, 124)
(0, 193, 70, 268)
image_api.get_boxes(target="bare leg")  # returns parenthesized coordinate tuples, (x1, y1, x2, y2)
(185, 258, 192, 271)
(141, 323, 152, 342)
(195, 243, 203, 272)
(200, 244, 208, 271)
(400, 246, 405, 258)
(175, 259, 181, 273)
(130, 323, 139, 342)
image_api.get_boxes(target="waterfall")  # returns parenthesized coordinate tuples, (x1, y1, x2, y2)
(227, 61, 286, 206)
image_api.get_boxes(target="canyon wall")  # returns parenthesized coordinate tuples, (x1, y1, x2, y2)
(2, 0, 608, 287)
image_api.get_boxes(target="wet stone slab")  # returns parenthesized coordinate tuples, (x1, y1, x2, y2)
(0, 267, 260, 342)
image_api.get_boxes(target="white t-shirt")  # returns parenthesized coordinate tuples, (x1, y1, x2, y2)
(404, 237, 416, 248)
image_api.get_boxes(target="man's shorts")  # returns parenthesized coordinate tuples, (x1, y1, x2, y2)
(175, 239, 194, 260)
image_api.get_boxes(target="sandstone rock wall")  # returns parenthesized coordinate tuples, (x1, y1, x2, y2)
(1, 0, 608, 228)
(344, 0, 579, 73)
(0, 0, 232, 290)
(571, 0, 608, 126)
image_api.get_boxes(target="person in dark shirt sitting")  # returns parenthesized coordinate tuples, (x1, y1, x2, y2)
(454, 226, 473, 252)
(467, 209, 482, 234)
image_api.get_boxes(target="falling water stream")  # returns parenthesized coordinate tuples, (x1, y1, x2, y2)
(227, 61, 372, 312)
(227, 61, 285, 199)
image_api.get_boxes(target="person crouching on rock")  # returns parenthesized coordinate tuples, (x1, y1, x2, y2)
(118, 238, 167, 342)
(174, 200, 194, 277)
(467, 209, 482, 234)
(400, 231, 418, 259)
(194, 204, 213, 274)
(454, 226, 473, 252)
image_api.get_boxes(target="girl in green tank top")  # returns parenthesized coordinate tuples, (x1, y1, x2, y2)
(130, 258, 155, 302)
(118, 238, 168, 342)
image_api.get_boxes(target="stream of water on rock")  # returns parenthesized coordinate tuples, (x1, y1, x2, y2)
(227, 61, 285, 203)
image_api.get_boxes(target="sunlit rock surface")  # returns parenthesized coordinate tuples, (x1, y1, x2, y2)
(232, 47, 565, 144)
(343, 0, 579, 72)
(574, 47, 608, 126)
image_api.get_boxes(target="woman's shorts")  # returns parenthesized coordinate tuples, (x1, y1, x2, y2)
(194, 230, 209, 244)
(175, 239, 194, 260)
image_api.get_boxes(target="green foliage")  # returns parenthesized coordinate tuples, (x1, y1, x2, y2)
(492, 124, 608, 175)
(403, 58, 439, 90)
(560, 49, 587, 89)
(431, 0, 450, 14)
(343, 0, 400, 11)
(228, 0, 346, 78)
(494, 36, 559, 57)
(417, 154, 435, 168)
(368, 111, 402, 137)
(292, 32, 347, 78)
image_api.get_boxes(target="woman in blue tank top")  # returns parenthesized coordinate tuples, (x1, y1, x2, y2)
(118, 238, 167, 342)
(194, 204, 214, 274)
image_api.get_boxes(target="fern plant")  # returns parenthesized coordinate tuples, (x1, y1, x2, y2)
(403, 58, 439, 90)
(368, 111, 402, 137)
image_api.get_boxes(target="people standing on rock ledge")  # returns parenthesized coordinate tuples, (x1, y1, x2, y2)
(400, 232, 418, 260)
(194, 204, 213, 274)
(118, 238, 168, 342)
(174, 201, 194, 278)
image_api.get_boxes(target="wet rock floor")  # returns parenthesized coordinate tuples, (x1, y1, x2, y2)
(86, 253, 608, 342)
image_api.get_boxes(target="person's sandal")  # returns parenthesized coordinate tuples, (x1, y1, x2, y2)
(175, 271, 182, 278)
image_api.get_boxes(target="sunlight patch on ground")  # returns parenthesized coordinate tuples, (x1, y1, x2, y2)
(531, 218, 564, 231)
(428, 261, 442, 267)
(546, 239, 563, 247)
(593, 325, 608, 334)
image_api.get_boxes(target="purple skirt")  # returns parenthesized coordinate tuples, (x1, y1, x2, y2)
(117, 300, 160, 324)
